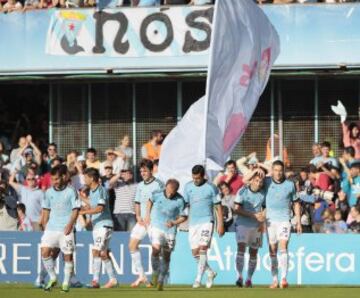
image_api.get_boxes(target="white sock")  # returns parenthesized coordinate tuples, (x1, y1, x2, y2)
(236, 251, 245, 279)
(42, 257, 57, 281)
(151, 255, 160, 276)
(279, 250, 288, 280)
(270, 255, 278, 282)
(38, 261, 48, 281)
(131, 251, 144, 277)
(247, 257, 257, 281)
(63, 262, 73, 286)
(93, 257, 102, 282)
(104, 259, 116, 281)
(196, 250, 207, 282)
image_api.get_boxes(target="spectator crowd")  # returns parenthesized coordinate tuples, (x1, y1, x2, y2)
(0, 98, 359, 236)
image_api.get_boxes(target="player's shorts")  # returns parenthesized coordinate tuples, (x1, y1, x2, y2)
(235, 225, 263, 249)
(149, 226, 176, 251)
(92, 226, 113, 251)
(41, 230, 75, 255)
(266, 221, 291, 245)
(188, 222, 214, 250)
(130, 222, 150, 241)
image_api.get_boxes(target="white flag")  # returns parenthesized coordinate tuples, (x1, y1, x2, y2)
(158, 0, 280, 191)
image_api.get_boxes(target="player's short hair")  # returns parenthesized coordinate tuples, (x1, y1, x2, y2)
(50, 165, 63, 176)
(140, 159, 153, 171)
(224, 160, 236, 168)
(218, 181, 230, 190)
(192, 165, 205, 176)
(344, 146, 355, 158)
(166, 179, 179, 191)
(84, 167, 100, 182)
(272, 160, 285, 169)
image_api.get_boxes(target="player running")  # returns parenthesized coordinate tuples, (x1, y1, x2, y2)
(234, 171, 266, 288)
(183, 165, 225, 289)
(145, 179, 187, 291)
(80, 168, 118, 288)
(40, 165, 80, 292)
(129, 159, 164, 287)
(264, 160, 301, 289)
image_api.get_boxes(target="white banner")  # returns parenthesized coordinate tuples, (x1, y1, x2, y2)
(158, 0, 280, 190)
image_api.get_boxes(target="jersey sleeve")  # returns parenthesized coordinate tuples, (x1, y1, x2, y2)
(71, 188, 81, 210)
(234, 187, 246, 205)
(42, 190, 51, 210)
(97, 187, 107, 206)
(134, 184, 141, 204)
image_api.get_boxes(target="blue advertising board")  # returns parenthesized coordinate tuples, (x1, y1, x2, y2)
(1, 4, 360, 75)
(0, 231, 359, 285)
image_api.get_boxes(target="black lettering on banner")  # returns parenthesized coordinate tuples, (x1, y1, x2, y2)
(92, 11, 130, 54)
(140, 12, 174, 52)
(60, 36, 85, 55)
(183, 7, 214, 53)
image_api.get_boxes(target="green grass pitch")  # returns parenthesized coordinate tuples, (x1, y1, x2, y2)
(1, 284, 360, 298)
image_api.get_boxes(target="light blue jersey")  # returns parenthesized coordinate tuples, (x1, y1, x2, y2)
(150, 190, 186, 234)
(135, 178, 164, 218)
(235, 186, 265, 228)
(43, 186, 80, 232)
(183, 181, 220, 226)
(264, 178, 297, 223)
(89, 185, 113, 229)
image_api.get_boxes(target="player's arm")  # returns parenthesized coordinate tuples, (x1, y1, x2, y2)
(64, 208, 79, 235)
(167, 215, 187, 228)
(234, 203, 265, 222)
(144, 199, 153, 226)
(215, 203, 225, 237)
(294, 201, 302, 234)
(242, 168, 265, 184)
(79, 204, 104, 215)
(41, 208, 50, 229)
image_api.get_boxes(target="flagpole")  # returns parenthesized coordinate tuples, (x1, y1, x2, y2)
(202, 0, 220, 169)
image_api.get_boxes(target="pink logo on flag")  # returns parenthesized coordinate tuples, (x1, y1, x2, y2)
(223, 113, 248, 152)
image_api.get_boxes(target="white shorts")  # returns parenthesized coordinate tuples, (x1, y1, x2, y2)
(266, 221, 291, 245)
(235, 225, 263, 249)
(188, 222, 214, 250)
(149, 226, 176, 251)
(93, 227, 113, 251)
(130, 223, 150, 241)
(41, 230, 75, 255)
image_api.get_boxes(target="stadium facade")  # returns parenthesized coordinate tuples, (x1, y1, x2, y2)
(0, 4, 359, 169)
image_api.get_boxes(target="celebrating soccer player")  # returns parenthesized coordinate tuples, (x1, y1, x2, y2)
(264, 160, 301, 289)
(234, 171, 266, 288)
(145, 179, 187, 291)
(183, 165, 225, 289)
(40, 165, 80, 292)
(128, 159, 164, 287)
(79, 168, 118, 288)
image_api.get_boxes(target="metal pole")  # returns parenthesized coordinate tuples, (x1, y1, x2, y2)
(177, 81, 183, 122)
(270, 79, 275, 159)
(88, 84, 92, 148)
(278, 80, 283, 162)
(314, 78, 319, 143)
(132, 83, 137, 180)
(49, 84, 53, 144)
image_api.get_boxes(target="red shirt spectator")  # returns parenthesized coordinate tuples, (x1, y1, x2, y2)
(215, 160, 244, 195)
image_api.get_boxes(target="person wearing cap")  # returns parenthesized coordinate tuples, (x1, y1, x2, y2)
(236, 152, 259, 176)
(100, 148, 125, 176)
(341, 160, 360, 207)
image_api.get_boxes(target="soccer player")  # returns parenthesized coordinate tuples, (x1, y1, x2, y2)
(234, 171, 266, 288)
(264, 160, 301, 289)
(183, 165, 225, 289)
(145, 179, 187, 291)
(79, 168, 118, 288)
(40, 165, 80, 292)
(128, 159, 164, 287)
